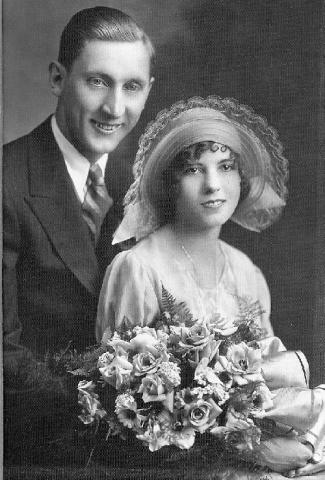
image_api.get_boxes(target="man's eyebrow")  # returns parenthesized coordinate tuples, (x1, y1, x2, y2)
(86, 71, 147, 84)
(86, 71, 111, 80)
(123, 76, 148, 86)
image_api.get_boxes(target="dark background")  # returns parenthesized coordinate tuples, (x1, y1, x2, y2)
(3, 0, 325, 385)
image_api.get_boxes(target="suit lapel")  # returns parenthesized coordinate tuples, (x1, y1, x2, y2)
(26, 118, 99, 296)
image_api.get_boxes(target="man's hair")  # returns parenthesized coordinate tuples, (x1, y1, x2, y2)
(58, 6, 155, 73)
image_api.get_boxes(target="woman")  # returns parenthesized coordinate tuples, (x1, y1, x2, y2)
(96, 97, 324, 476)
(97, 97, 287, 339)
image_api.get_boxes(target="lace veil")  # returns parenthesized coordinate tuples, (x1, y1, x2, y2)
(113, 96, 288, 244)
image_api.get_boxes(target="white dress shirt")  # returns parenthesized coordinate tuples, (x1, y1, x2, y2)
(51, 115, 108, 203)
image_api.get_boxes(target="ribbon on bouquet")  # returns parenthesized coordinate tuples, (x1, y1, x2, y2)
(261, 348, 309, 389)
(256, 336, 309, 389)
(256, 339, 325, 460)
(263, 385, 325, 454)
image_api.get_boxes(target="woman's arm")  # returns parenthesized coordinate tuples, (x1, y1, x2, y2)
(254, 265, 275, 337)
(96, 250, 161, 342)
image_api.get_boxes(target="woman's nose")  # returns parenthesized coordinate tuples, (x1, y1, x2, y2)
(204, 170, 221, 192)
(102, 89, 125, 118)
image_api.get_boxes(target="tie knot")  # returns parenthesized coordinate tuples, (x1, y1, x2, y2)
(88, 164, 104, 186)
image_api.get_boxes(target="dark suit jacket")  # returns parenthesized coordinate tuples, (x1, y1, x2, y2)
(3, 117, 133, 374)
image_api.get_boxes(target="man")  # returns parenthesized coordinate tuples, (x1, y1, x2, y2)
(3, 6, 154, 376)
(3, 6, 154, 465)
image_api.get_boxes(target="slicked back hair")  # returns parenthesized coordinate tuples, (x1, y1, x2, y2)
(58, 6, 155, 74)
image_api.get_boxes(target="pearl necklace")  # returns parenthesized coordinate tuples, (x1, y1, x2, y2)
(180, 241, 223, 289)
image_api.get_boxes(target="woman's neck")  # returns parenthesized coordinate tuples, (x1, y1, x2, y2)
(166, 222, 224, 289)
(170, 222, 221, 250)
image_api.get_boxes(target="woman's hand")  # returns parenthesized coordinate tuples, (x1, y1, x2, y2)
(256, 437, 313, 473)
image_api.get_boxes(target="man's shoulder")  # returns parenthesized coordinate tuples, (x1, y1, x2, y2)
(3, 117, 53, 160)
(3, 117, 56, 191)
(4, 131, 30, 158)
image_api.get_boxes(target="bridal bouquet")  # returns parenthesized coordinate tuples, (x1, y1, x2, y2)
(69, 289, 279, 458)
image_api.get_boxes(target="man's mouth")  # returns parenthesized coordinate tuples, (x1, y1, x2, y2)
(201, 199, 226, 208)
(92, 120, 123, 133)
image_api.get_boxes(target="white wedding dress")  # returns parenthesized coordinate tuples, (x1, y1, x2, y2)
(96, 228, 273, 341)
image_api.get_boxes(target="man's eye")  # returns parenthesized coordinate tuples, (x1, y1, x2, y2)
(89, 78, 106, 87)
(124, 81, 142, 92)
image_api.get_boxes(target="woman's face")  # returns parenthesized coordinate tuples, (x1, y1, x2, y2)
(174, 145, 241, 232)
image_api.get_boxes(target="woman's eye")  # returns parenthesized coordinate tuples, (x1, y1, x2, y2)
(221, 162, 235, 171)
(184, 166, 200, 175)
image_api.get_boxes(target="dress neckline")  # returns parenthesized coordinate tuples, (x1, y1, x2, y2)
(198, 240, 227, 291)
(176, 239, 227, 291)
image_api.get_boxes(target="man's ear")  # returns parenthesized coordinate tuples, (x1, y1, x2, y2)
(148, 76, 155, 93)
(49, 61, 67, 97)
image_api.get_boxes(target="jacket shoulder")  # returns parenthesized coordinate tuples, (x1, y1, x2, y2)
(3, 118, 54, 195)
(3, 133, 31, 184)
(3, 118, 53, 168)
(4, 132, 30, 159)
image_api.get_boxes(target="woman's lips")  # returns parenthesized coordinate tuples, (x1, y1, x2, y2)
(201, 199, 226, 208)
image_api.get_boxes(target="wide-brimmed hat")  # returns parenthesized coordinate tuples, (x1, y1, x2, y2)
(113, 96, 288, 244)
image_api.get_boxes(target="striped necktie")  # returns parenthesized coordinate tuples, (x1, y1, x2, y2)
(82, 164, 113, 244)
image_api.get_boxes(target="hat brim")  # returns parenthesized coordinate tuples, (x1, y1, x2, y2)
(117, 97, 288, 242)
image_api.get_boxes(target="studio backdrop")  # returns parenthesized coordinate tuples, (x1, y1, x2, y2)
(3, 0, 325, 385)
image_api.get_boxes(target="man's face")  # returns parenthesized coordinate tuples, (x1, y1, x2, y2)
(53, 40, 153, 162)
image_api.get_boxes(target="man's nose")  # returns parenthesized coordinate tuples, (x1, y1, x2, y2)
(102, 89, 125, 118)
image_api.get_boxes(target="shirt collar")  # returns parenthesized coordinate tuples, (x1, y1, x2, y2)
(51, 115, 108, 187)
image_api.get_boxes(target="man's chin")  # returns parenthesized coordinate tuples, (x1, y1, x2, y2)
(90, 130, 129, 155)
(84, 139, 120, 159)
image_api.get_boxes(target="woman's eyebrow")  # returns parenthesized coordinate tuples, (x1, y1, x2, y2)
(183, 159, 201, 166)
(217, 157, 234, 163)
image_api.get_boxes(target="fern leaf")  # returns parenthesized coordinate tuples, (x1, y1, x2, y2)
(161, 285, 178, 313)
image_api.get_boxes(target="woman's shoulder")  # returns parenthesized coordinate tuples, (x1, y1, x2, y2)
(108, 232, 165, 276)
(219, 240, 268, 287)
(219, 240, 257, 270)
(219, 241, 270, 318)
(109, 248, 138, 267)
(132, 227, 173, 262)
(101, 243, 161, 296)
